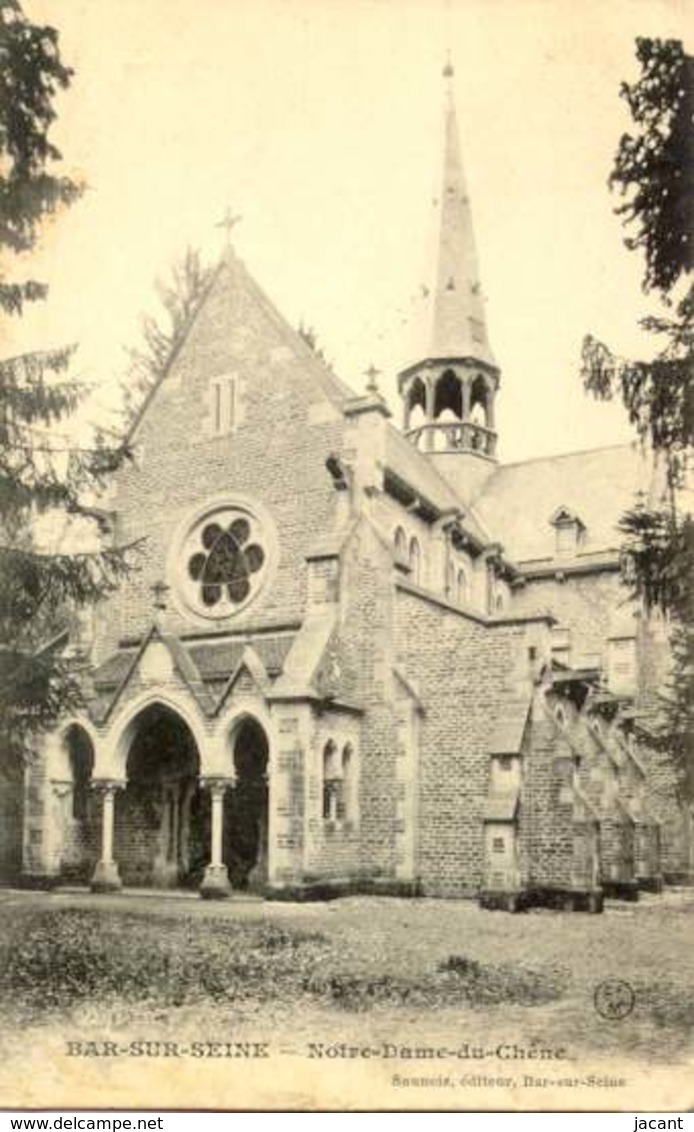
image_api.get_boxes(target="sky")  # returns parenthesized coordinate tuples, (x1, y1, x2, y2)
(13, 0, 693, 461)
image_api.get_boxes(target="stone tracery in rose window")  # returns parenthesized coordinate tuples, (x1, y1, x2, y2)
(182, 512, 266, 613)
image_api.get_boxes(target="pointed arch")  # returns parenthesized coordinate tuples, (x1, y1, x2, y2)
(394, 525, 408, 566)
(434, 369, 463, 419)
(470, 375, 489, 426)
(322, 740, 339, 821)
(63, 723, 95, 822)
(406, 376, 427, 426)
(341, 743, 357, 823)
(446, 559, 455, 597)
(102, 688, 209, 780)
(457, 566, 469, 605)
(409, 536, 421, 584)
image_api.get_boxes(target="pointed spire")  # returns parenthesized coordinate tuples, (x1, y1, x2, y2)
(428, 62, 495, 367)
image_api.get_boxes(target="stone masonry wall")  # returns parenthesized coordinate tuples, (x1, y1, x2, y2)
(395, 585, 535, 896)
(337, 518, 400, 882)
(93, 255, 346, 661)
(513, 570, 624, 669)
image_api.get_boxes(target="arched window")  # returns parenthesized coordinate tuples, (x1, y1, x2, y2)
(322, 741, 339, 821)
(322, 741, 356, 824)
(446, 560, 455, 597)
(409, 537, 421, 584)
(406, 377, 427, 430)
(470, 376, 488, 427)
(434, 369, 463, 419)
(457, 567, 469, 605)
(341, 744, 356, 823)
(394, 526, 408, 566)
(65, 725, 94, 822)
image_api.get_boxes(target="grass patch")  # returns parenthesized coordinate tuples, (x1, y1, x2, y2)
(633, 981, 694, 1034)
(0, 910, 571, 1025)
(303, 955, 568, 1012)
(0, 909, 328, 1025)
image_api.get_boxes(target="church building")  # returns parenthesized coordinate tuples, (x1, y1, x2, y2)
(6, 65, 693, 907)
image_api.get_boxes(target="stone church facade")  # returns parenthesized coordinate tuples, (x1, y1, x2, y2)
(4, 67, 693, 907)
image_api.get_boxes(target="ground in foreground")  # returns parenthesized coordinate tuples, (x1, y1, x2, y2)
(0, 887, 693, 1108)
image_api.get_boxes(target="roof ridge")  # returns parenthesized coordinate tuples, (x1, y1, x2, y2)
(226, 249, 354, 407)
(127, 248, 356, 443)
(494, 442, 639, 471)
(126, 258, 224, 445)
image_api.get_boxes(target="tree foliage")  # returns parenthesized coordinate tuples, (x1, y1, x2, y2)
(0, 1, 136, 761)
(581, 37, 694, 795)
(611, 37, 694, 295)
(123, 246, 214, 427)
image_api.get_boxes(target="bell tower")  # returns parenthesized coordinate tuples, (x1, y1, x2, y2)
(398, 62, 500, 501)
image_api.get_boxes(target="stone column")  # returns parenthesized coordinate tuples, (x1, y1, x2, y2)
(91, 780, 124, 893)
(461, 378, 471, 421)
(485, 378, 496, 430)
(425, 376, 436, 451)
(200, 777, 234, 899)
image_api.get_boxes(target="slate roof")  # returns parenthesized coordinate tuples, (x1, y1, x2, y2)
(188, 634, 294, 681)
(472, 444, 654, 564)
(93, 632, 296, 690)
(384, 426, 461, 514)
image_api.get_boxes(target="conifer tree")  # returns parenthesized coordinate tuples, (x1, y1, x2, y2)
(123, 246, 214, 427)
(581, 38, 694, 795)
(0, 0, 135, 761)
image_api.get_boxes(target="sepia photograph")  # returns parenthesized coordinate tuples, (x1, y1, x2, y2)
(0, 0, 693, 1114)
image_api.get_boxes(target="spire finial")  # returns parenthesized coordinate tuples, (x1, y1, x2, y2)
(216, 206, 243, 250)
(364, 364, 381, 394)
(443, 53, 454, 80)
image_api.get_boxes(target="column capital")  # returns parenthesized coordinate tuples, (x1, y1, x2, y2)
(91, 778, 126, 796)
(200, 775, 235, 797)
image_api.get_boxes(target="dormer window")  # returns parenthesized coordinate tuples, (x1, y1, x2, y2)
(550, 507, 586, 558)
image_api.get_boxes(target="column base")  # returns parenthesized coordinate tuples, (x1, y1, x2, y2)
(19, 872, 60, 891)
(91, 860, 122, 893)
(199, 864, 232, 900)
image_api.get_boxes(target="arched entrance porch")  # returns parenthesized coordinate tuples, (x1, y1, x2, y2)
(225, 717, 269, 891)
(60, 724, 96, 882)
(0, 752, 24, 884)
(115, 704, 206, 888)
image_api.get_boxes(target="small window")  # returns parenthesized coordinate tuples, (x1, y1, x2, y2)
(211, 376, 237, 435)
(555, 705, 567, 728)
(550, 508, 586, 558)
(322, 741, 356, 824)
(340, 744, 356, 822)
(409, 537, 421, 584)
(457, 567, 469, 605)
(322, 741, 339, 821)
(498, 755, 513, 771)
(492, 836, 505, 853)
(446, 561, 455, 597)
(394, 526, 408, 566)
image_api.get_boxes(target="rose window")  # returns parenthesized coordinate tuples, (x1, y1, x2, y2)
(175, 504, 269, 618)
